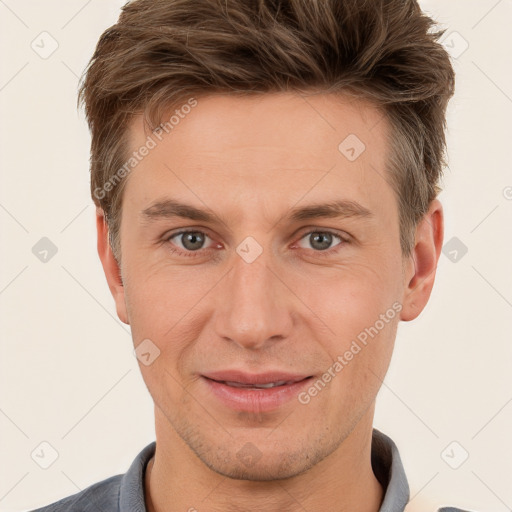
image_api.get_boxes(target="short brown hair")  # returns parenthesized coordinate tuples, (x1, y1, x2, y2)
(79, 0, 455, 259)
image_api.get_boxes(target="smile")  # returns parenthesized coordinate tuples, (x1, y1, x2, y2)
(201, 372, 313, 412)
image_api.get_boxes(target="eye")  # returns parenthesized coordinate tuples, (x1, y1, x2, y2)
(164, 228, 348, 258)
(167, 230, 214, 253)
(296, 230, 346, 253)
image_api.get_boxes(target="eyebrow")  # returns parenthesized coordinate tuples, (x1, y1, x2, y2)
(141, 198, 373, 225)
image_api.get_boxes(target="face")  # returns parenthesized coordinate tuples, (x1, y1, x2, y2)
(99, 92, 438, 481)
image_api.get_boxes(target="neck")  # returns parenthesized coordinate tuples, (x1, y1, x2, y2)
(145, 406, 383, 512)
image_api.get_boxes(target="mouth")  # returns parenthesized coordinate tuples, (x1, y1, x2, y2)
(201, 371, 314, 412)
(215, 379, 303, 389)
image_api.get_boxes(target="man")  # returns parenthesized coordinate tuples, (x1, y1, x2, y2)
(31, 0, 468, 510)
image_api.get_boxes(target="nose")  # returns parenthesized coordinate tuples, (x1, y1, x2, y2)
(213, 248, 294, 351)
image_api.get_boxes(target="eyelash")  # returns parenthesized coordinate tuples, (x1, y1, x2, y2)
(164, 228, 350, 259)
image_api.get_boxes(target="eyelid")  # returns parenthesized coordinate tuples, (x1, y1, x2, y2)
(295, 226, 350, 241)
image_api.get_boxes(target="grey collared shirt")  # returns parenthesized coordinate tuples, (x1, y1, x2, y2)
(29, 429, 470, 512)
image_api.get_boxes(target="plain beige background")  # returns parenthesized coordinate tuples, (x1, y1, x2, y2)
(0, 1, 511, 511)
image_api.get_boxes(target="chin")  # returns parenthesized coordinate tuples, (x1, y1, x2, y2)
(205, 459, 309, 482)
(196, 441, 327, 482)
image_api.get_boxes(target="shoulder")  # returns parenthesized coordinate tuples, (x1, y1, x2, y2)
(27, 441, 155, 512)
(406, 502, 479, 512)
(28, 474, 122, 512)
(437, 508, 477, 512)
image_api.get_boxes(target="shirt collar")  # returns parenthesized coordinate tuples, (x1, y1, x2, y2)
(119, 441, 155, 512)
(371, 428, 410, 511)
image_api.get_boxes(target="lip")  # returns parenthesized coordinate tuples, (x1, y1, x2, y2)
(201, 370, 313, 413)
(203, 370, 310, 385)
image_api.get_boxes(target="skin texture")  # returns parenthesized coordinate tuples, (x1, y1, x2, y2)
(97, 92, 443, 512)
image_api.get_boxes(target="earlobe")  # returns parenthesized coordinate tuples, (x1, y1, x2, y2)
(96, 209, 129, 325)
(400, 199, 444, 322)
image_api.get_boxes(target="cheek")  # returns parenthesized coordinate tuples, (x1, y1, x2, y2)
(305, 261, 401, 332)
(311, 312, 398, 422)
(301, 263, 400, 392)
(123, 260, 211, 333)
(123, 267, 214, 390)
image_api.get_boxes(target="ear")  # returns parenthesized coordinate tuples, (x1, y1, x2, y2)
(96, 208, 129, 325)
(400, 199, 444, 322)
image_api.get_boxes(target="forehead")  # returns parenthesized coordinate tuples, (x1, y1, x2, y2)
(131, 91, 386, 157)
(122, 92, 396, 224)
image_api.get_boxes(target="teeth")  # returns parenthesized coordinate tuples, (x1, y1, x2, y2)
(253, 381, 288, 388)
(224, 380, 289, 389)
